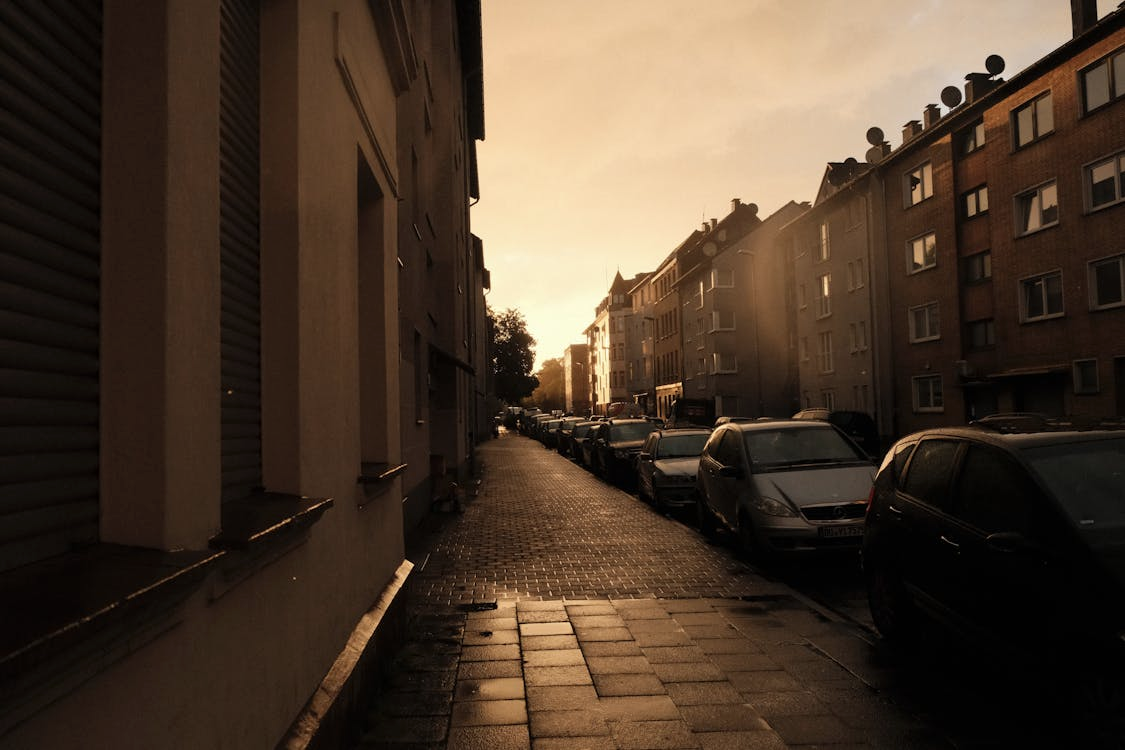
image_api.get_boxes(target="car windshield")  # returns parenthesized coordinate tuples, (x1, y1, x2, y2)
(656, 433, 710, 458)
(1024, 437, 1125, 535)
(743, 426, 866, 470)
(611, 422, 656, 442)
(573, 424, 593, 438)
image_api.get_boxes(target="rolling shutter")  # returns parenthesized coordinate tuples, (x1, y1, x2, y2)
(219, 0, 262, 502)
(0, 1, 102, 572)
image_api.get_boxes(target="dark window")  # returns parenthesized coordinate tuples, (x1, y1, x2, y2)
(901, 439, 960, 509)
(963, 185, 988, 218)
(966, 319, 995, 349)
(953, 446, 1037, 536)
(1012, 92, 1054, 148)
(961, 120, 985, 154)
(1081, 48, 1125, 113)
(963, 251, 992, 284)
(715, 430, 743, 467)
(891, 441, 918, 486)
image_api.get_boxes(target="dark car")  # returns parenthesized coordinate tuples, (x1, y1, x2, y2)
(792, 408, 880, 457)
(568, 421, 598, 465)
(863, 421, 1125, 736)
(697, 420, 875, 559)
(554, 417, 586, 455)
(592, 418, 657, 486)
(636, 427, 711, 512)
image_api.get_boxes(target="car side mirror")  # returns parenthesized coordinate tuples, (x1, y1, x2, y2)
(638, 452, 652, 461)
(718, 465, 744, 479)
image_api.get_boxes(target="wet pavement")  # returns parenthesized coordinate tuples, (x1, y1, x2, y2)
(349, 430, 1073, 749)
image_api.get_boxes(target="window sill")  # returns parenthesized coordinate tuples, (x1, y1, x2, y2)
(357, 462, 408, 506)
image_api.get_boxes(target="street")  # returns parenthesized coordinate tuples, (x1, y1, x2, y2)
(352, 431, 1080, 749)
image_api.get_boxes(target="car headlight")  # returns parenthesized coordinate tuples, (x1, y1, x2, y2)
(751, 495, 797, 517)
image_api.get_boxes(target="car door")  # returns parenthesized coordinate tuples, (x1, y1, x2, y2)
(945, 444, 1073, 653)
(637, 433, 658, 498)
(705, 429, 745, 528)
(893, 438, 964, 617)
(698, 428, 729, 518)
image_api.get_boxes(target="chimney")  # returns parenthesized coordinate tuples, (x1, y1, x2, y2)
(902, 119, 922, 141)
(701, 221, 710, 233)
(963, 72, 998, 103)
(923, 103, 941, 129)
(1071, 0, 1097, 37)
(731, 198, 741, 212)
(710, 218, 718, 231)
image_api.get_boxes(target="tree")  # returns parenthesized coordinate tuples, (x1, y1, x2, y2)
(530, 357, 565, 412)
(490, 306, 539, 404)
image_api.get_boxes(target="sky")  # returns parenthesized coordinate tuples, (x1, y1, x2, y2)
(471, 0, 1115, 371)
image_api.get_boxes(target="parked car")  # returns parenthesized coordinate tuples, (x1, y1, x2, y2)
(569, 421, 599, 465)
(636, 427, 712, 512)
(696, 420, 875, 559)
(537, 418, 563, 446)
(591, 418, 657, 486)
(554, 417, 586, 454)
(862, 421, 1125, 736)
(792, 408, 880, 458)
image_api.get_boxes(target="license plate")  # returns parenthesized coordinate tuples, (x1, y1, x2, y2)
(819, 525, 864, 538)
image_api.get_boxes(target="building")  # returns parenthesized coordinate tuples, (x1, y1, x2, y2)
(586, 271, 638, 414)
(0, 2, 485, 748)
(563, 343, 591, 415)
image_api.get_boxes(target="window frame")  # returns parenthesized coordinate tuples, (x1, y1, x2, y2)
(817, 221, 831, 262)
(1014, 180, 1059, 237)
(906, 232, 937, 274)
(1073, 358, 1099, 395)
(1011, 91, 1054, 149)
(912, 374, 944, 413)
(908, 301, 941, 343)
(963, 184, 989, 219)
(963, 251, 992, 285)
(904, 161, 934, 207)
(1084, 151, 1125, 212)
(966, 319, 995, 350)
(815, 273, 831, 319)
(711, 267, 734, 288)
(817, 331, 834, 374)
(1080, 47, 1125, 115)
(1019, 270, 1065, 322)
(1088, 253, 1125, 310)
(960, 119, 986, 154)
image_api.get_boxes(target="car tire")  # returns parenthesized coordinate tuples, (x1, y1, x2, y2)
(696, 498, 717, 539)
(736, 512, 766, 563)
(865, 562, 918, 646)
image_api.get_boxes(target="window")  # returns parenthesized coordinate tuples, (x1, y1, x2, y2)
(907, 232, 937, 273)
(817, 331, 834, 374)
(798, 283, 807, 309)
(1012, 92, 1054, 147)
(905, 162, 933, 206)
(1089, 254, 1124, 309)
(1020, 271, 1064, 322)
(1015, 181, 1058, 235)
(822, 390, 836, 410)
(961, 120, 985, 154)
(1086, 152, 1125, 210)
(818, 221, 831, 261)
(1073, 359, 1099, 394)
(815, 273, 831, 318)
(963, 185, 988, 218)
(912, 375, 944, 412)
(901, 439, 957, 504)
(963, 251, 992, 284)
(799, 337, 809, 362)
(711, 309, 735, 331)
(966, 319, 995, 349)
(712, 352, 737, 374)
(1081, 48, 1125, 114)
(849, 320, 868, 352)
(712, 268, 734, 288)
(954, 447, 1038, 536)
(846, 258, 865, 290)
(908, 302, 940, 342)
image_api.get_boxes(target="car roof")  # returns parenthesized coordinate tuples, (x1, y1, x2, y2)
(721, 419, 834, 433)
(895, 424, 1125, 451)
(654, 427, 711, 436)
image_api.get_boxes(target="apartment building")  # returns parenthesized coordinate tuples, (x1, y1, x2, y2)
(563, 343, 591, 415)
(586, 271, 635, 413)
(650, 237, 698, 420)
(0, 2, 485, 748)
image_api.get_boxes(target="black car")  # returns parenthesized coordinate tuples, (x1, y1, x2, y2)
(863, 421, 1125, 735)
(591, 418, 656, 486)
(792, 408, 880, 457)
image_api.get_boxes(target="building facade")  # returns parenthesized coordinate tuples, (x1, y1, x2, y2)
(0, 2, 486, 748)
(563, 343, 591, 415)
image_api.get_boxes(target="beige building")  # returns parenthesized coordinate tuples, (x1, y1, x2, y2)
(0, 2, 485, 748)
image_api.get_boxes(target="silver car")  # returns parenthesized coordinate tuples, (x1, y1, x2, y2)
(636, 428, 712, 512)
(696, 420, 875, 560)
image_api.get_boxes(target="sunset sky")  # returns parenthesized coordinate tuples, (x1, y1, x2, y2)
(471, 1, 1114, 370)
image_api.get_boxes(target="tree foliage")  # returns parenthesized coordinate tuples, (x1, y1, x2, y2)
(490, 306, 539, 404)
(530, 357, 565, 412)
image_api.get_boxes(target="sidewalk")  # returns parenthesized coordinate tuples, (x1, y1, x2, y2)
(352, 432, 948, 749)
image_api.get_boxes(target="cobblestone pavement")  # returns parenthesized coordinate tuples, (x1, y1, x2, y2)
(350, 432, 1060, 749)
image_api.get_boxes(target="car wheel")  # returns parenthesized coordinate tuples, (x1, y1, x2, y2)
(866, 562, 918, 646)
(696, 498, 717, 539)
(736, 512, 766, 563)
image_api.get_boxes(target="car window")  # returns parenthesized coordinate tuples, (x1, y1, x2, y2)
(1024, 437, 1125, 534)
(611, 422, 656, 442)
(656, 433, 709, 458)
(715, 431, 743, 467)
(952, 445, 1039, 536)
(743, 426, 866, 468)
(900, 439, 960, 510)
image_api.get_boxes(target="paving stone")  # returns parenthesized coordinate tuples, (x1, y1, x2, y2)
(457, 660, 523, 680)
(618, 608, 674, 622)
(373, 690, 453, 717)
(528, 709, 611, 738)
(696, 638, 761, 655)
(640, 646, 708, 664)
(743, 690, 828, 717)
(524, 666, 593, 687)
(597, 695, 680, 721)
(584, 656, 653, 675)
(591, 673, 666, 697)
(681, 624, 739, 640)
(574, 627, 633, 642)
(569, 615, 626, 629)
(609, 719, 697, 749)
(517, 601, 567, 611)
(727, 670, 803, 693)
(517, 610, 572, 624)
(522, 635, 580, 651)
(565, 603, 618, 616)
(678, 703, 769, 731)
(446, 724, 530, 750)
(450, 699, 528, 727)
(520, 622, 575, 637)
(388, 670, 457, 692)
(652, 662, 726, 683)
(671, 612, 728, 626)
(522, 649, 586, 668)
(463, 616, 518, 632)
(365, 715, 448, 743)
(530, 737, 616, 750)
(525, 685, 600, 712)
(463, 629, 520, 646)
(706, 653, 781, 672)
(664, 681, 745, 706)
(632, 630, 693, 648)
(460, 644, 521, 662)
(766, 713, 866, 745)
(695, 731, 787, 750)
(454, 677, 526, 702)
(579, 640, 643, 657)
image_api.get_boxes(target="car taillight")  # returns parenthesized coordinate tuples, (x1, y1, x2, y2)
(865, 485, 876, 514)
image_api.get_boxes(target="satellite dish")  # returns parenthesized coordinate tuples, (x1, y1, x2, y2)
(844, 157, 858, 168)
(941, 85, 963, 108)
(866, 127, 884, 146)
(985, 54, 1005, 76)
(865, 145, 884, 164)
(702, 242, 717, 257)
(746, 203, 758, 216)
